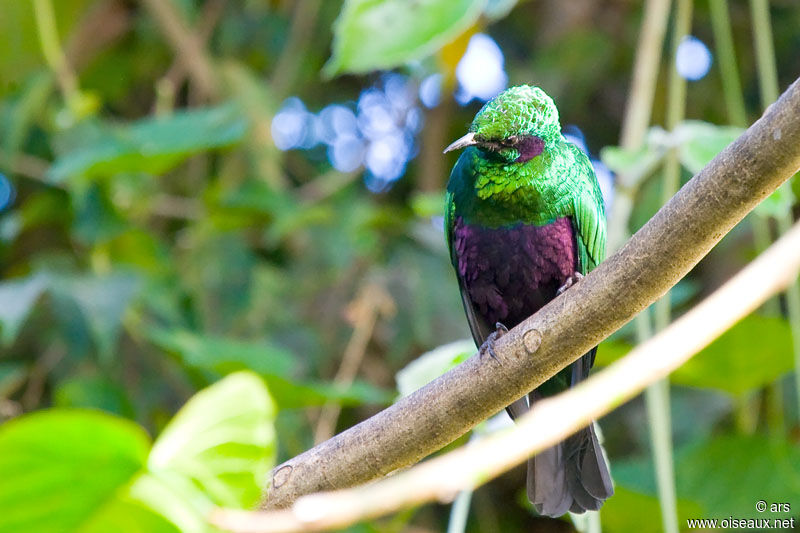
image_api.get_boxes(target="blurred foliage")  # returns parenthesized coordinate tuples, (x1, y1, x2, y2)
(0, 0, 799, 532)
(0, 372, 274, 532)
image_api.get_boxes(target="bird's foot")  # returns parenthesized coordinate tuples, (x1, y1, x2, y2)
(479, 322, 508, 360)
(557, 271, 584, 295)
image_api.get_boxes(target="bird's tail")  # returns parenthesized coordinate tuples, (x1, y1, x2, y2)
(527, 421, 614, 517)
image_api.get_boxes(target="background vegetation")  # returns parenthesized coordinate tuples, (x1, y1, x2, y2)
(0, 0, 799, 532)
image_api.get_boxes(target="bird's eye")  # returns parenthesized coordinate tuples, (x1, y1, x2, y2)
(506, 135, 520, 146)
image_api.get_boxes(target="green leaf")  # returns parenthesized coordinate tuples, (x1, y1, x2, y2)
(672, 315, 793, 395)
(148, 371, 277, 509)
(484, 0, 518, 20)
(325, 0, 487, 76)
(598, 485, 702, 533)
(47, 105, 247, 182)
(676, 435, 800, 519)
(755, 181, 794, 218)
(72, 184, 127, 245)
(0, 273, 48, 346)
(675, 121, 743, 175)
(265, 377, 395, 409)
(53, 273, 141, 362)
(0, 410, 151, 533)
(396, 339, 474, 397)
(78, 492, 180, 533)
(151, 328, 393, 408)
(54, 375, 135, 417)
(126, 472, 212, 533)
(148, 328, 296, 377)
(599, 144, 663, 183)
(593, 339, 633, 367)
(596, 315, 793, 396)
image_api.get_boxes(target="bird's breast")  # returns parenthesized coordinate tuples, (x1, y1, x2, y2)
(453, 216, 577, 328)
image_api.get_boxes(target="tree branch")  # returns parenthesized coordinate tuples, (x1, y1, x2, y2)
(257, 75, 800, 511)
(212, 217, 800, 532)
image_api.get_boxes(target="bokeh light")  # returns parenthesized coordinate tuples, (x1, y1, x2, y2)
(419, 73, 443, 108)
(0, 174, 15, 212)
(271, 97, 318, 150)
(270, 74, 423, 192)
(676, 36, 713, 81)
(455, 33, 508, 105)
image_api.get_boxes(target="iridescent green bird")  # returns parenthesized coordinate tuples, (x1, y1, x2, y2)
(443, 85, 613, 516)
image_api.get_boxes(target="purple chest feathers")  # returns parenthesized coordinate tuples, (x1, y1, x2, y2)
(453, 216, 577, 328)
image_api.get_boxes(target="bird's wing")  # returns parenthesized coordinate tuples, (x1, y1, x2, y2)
(445, 157, 494, 346)
(566, 145, 606, 378)
(569, 146, 606, 274)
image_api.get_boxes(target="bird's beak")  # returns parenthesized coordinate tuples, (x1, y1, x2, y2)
(443, 132, 478, 154)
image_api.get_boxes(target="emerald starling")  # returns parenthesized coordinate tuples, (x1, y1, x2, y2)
(443, 85, 613, 516)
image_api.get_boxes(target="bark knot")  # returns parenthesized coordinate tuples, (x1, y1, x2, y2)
(522, 329, 542, 354)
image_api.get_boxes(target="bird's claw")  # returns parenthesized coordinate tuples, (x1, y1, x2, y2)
(479, 322, 508, 360)
(557, 271, 584, 295)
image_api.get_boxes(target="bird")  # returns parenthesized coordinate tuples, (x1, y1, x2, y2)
(442, 85, 613, 516)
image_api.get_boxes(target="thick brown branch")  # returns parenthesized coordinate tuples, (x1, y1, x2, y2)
(262, 76, 800, 510)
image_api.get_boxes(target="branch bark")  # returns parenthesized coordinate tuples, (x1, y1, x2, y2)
(261, 76, 800, 510)
(213, 218, 800, 533)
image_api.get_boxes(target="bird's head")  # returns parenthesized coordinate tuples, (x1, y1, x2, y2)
(444, 85, 560, 163)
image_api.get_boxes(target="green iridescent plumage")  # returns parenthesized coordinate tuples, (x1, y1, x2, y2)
(443, 85, 612, 516)
(445, 84, 606, 273)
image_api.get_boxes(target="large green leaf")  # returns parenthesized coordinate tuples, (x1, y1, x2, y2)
(148, 371, 277, 509)
(151, 328, 393, 408)
(0, 273, 48, 346)
(675, 121, 743, 175)
(147, 329, 295, 378)
(78, 493, 180, 533)
(53, 273, 141, 362)
(395, 339, 474, 397)
(676, 435, 800, 519)
(595, 315, 793, 396)
(599, 485, 702, 533)
(0, 374, 277, 532)
(672, 315, 793, 395)
(324, 0, 487, 76)
(0, 410, 151, 533)
(54, 375, 135, 417)
(47, 105, 247, 182)
(264, 376, 395, 409)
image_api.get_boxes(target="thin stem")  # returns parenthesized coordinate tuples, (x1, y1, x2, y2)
(776, 212, 800, 422)
(750, 214, 780, 315)
(620, 0, 673, 150)
(608, 0, 672, 252)
(140, 0, 220, 100)
(446, 489, 473, 533)
(750, 0, 780, 107)
(33, 0, 79, 104)
(750, 0, 800, 427)
(645, 380, 679, 533)
(649, 1, 692, 532)
(270, 0, 322, 98)
(708, 0, 747, 127)
(313, 284, 394, 444)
